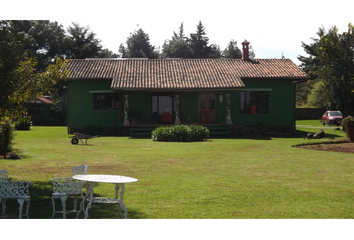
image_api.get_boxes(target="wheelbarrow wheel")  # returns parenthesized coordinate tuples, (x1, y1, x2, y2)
(71, 137, 79, 145)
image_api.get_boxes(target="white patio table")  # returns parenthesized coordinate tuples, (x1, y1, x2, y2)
(72, 174, 138, 219)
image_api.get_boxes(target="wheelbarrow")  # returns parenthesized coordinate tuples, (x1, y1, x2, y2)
(71, 132, 99, 145)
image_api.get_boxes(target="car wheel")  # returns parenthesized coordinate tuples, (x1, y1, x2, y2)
(322, 120, 325, 126)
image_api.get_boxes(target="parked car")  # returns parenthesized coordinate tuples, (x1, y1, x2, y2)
(322, 110, 343, 126)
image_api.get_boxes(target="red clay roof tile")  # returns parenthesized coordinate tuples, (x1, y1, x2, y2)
(67, 58, 308, 90)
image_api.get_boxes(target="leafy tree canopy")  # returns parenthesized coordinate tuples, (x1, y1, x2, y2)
(223, 40, 242, 58)
(161, 21, 223, 59)
(298, 23, 354, 112)
(0, 21, 69, 119)
(119, 28, 159, 59)
(161, 23, 192, 58)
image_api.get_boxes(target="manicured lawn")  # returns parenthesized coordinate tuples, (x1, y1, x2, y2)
(1, 120, 353, 219)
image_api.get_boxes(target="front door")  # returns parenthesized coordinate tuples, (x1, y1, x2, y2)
(199, 93, 217, 124)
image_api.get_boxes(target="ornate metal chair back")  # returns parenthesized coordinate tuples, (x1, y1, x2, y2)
(0, 180, 31, 198)
(51, 177, 83, 194)
(0, 169, 8, 181)
(72, 165, 87, 176)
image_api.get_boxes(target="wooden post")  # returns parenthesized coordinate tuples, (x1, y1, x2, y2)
(174, 94, 181, 125)
(226, 93, 232, 124)
(123, 94, 130, 125)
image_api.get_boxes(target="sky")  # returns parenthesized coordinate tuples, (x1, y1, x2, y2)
(51, 19, 354, 65)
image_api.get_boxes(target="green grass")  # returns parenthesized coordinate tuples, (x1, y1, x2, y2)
(1, 121, 353, 219)
(296, 119, 346, 138)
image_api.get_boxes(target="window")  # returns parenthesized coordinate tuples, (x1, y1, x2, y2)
(152, 94, 173, 115)
(94, 93, 119, 110)
(240, 91, 269, 114)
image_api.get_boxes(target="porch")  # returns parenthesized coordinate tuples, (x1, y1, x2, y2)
(120, 91, 235, 137)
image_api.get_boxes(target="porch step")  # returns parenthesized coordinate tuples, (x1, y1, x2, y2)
(243, 127, 267, 136)
(207, 126, 228, 136)
(129, 127, 156, 136)
(265, 131, 278, 136)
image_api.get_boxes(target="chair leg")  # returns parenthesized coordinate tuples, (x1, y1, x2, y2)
(59, 195, 67, 219)
(117, 203, 122, 219)
(17, 198, 24, 219)
(25, 198, 30, 219)
(51, 196, 56, 218)
(73, 195, 78, 211)
(1, 198, 7, 217)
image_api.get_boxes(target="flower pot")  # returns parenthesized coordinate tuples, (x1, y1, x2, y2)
(344, 125, 354, 141)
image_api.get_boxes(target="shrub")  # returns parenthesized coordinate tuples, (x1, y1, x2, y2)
(342, 116, 354, 127)
(8, 153, 20, 159)
(0, 120, 15, 159)
(151, 125, 209, 142)
(15, 115, 31, 130)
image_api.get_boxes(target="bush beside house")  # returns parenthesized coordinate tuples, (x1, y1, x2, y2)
(152, 125, 209, 142)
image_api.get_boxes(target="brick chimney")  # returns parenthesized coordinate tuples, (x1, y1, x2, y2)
(242, 40, 250, 61)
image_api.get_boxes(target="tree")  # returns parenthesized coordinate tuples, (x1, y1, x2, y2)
(208, 44, 222, 58)
(161, 23, 192, 58)
(0, 21, 25, 115)
(2, 58, 69, 119)
(119, 28, 159, 58)
(10, 20, 68, 71)
(188, 21, 221, 58)
(223, 40, 242, 58)
(307, 80, 327, 108)
(0, 120, 15, 159)
(189, 21, 211, 58)
(296, 28, 325, 106)
(65, 22, 105, 59)
(298, 24, 354, 112)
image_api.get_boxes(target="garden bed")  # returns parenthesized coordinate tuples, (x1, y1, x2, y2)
(0, 151, 23, 159)
(294, 140, 354, 153)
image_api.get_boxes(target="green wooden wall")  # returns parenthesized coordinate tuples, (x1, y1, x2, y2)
(232, 79, 295, 126)
(68, 80, 121, 130)
(68, 78, 295, 133)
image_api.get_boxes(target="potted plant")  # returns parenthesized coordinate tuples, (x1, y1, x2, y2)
(342, 116, 354, 141)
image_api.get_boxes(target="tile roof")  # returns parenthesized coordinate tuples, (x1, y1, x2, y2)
(67, 58, 309, 90)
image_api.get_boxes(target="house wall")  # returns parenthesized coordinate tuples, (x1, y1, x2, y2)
(179, 92, 199, 123)
(68, 80, 121, 135)
(231, 79, 295, 128)
(68, 78, 295, 135)
(128, 92, 152, 123)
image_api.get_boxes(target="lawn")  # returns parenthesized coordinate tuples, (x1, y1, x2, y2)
(1, 120, 354, 219)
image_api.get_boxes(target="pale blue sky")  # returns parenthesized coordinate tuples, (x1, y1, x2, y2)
(51, 19, 354, 65)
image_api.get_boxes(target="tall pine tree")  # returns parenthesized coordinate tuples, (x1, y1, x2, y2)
(189, 21, 210, 58)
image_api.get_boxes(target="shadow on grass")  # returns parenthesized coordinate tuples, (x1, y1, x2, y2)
(130, 135, 274, 141)
(210, 135, 272, 140)
(1, 181, 145, 219)
(277, 129, 345, 140)
(129, 136, 151, 139)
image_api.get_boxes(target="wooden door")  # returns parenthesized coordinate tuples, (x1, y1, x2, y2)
(199, 93, 217, 124)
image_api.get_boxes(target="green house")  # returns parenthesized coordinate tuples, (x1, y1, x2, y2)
(66, 41, 308, 136)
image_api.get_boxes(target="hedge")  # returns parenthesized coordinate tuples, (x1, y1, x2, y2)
(151, 125, 209, 142)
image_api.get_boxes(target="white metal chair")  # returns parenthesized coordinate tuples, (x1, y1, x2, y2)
(51, 165, 87, 219)
(0, 169, 8, 181)
(0, 169, 31, 219)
